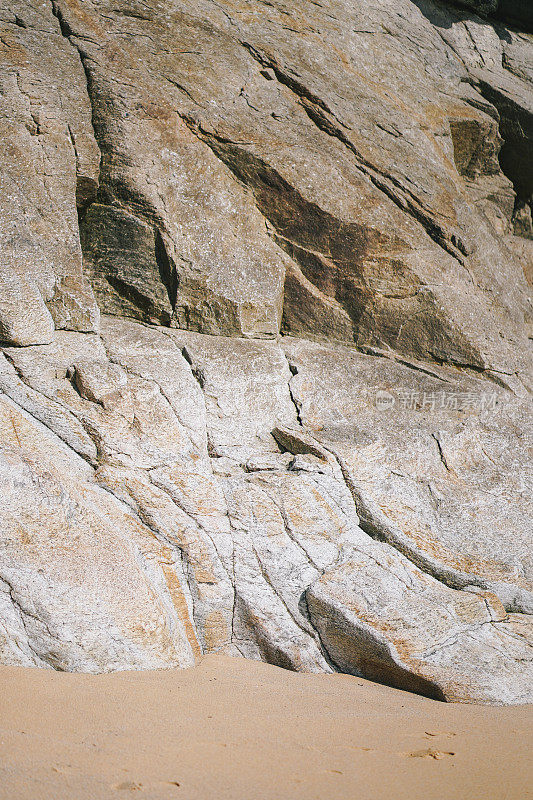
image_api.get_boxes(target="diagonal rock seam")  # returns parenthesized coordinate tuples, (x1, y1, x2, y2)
(177, 115, 499, 375)
(46, 0, 530, 382)
(240, 41, 471, 264)
(1, 317, 531, 698)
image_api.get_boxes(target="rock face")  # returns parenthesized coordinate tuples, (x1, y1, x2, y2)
(0, 0, 531, 703)
(0, 0, 100, 344)
(449, 1, 533, 32)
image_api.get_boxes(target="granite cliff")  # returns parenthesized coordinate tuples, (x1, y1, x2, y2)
(0, 0, 532, 703)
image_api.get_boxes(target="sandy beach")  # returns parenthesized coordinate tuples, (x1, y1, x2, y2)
(0, 654, 531, 799)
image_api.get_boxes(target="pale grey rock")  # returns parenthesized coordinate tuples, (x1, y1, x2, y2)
(272, 426, 334, 464)
(167, 330, 298, 459)
(282, 336, 533, 613)
(502, 32, 533, 85)
(307, 545, 533, 704)
(96, 463, 236, 656)
(0, 1, 100, 342)
(72, 360, 128, 406)
(289, 454, 333, 474)
(0, 316, 531, 703)
(99, 316, 208, 457)
(26, 0, 528, 382)
(222, 466, 365, 671)
(419, 1, 533, 240)
(210, 456, 244, 478)
(245, 452, 294, 472)
(0, 352, 98, 464)
(0, 392, 196, 671)
(0, 265, 54, 346)
(0, 0, 530, 370)
(4, 327, 200, 470)
(1, 330, 108, 396)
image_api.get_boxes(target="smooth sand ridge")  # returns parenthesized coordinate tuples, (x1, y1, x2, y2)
(0, 655, 531, 800)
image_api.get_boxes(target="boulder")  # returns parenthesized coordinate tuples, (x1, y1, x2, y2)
(307, 547, 532, 704)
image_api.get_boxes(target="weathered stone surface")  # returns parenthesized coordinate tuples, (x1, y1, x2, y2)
(417, 1, 533, 241)
(307, 547, 533, 704)
(0, 266, 54, 346)
(0, 0, 100, 344)
(0, 0, 531, 705)
(222, 464, 368, 671)
(282, 336, 533, 613)
(445, 0, 533, 31)
(0, 351, 98, 464)
(99, 316, 208, 456)
(0, 392, 196, 671)
(0, 316, 531, 702)
(166, 329, 298, 459)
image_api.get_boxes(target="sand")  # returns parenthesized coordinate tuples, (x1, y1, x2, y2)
(0, 654, 531, 800)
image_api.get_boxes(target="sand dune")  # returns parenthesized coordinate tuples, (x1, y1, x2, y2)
(0, 655, 531, 799)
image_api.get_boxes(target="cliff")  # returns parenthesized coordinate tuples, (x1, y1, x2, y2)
(0, 0, 532, 703)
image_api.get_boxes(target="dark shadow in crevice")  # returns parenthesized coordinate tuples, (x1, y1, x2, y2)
(413, 0, 532, 232)
(414, 0, 532, 34)
(154, 228, 179, 311)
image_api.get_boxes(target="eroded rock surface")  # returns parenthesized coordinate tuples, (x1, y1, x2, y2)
(0, 0, 100, 344)
(2, 0, 529, 372)
(0, 0, 531, 703)
(0, 317, 531, 701)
